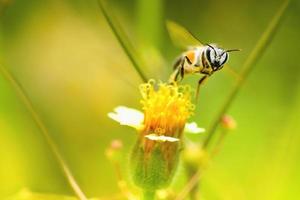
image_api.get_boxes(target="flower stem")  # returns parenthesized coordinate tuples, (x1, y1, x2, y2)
(178, 1, 292, 199)
(186, 168, 200, 200)
(203, 0, 291, 149)
(110, 160, 136, 199)
(211, 129, 228, 157)
(0, 65, 88, 200)
(176, 170, 201, 200)
(143, 190, 155, 200)
(97, 0, 148, 83)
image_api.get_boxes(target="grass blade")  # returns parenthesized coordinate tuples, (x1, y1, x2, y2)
(98, 0, 148, 82)
(0, 65, 88, 200)
(203, 0, 291, 149)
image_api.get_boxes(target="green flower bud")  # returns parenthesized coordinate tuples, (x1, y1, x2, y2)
(130, 138, 180, 191)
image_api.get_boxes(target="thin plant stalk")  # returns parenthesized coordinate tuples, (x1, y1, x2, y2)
(110, 160, 136, 199)
(98, 0, 148, 82)
(211, 129, 229, 157)
(175, 170, 201, 200)
(203, 0, 291, 149)
(0, 65, 88, 200)
(179, 0, 291, 199)
(185, 167, 200, 200)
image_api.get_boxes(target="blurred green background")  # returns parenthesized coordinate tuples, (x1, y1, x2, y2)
(0, 0, 299, 199)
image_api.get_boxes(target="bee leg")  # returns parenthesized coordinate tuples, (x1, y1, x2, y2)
(196, 75, 208, 101)
(173, 56, 183, 70)
(177, 57, 185, 81)
(168, 66, 180, 83)
(168, 57, 183, 83)
(180, 63, 185, 81)
(179, 56, 191, 81)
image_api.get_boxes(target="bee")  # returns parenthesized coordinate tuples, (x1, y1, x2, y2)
(166, 21, 240, 98)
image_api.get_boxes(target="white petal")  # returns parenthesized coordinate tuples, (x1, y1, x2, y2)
(145, 134, 179, 142)
(108, 106, 144, 129)
(184, 122, 205, 134)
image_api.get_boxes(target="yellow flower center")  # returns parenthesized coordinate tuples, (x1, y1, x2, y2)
(139, 80, 194, 139)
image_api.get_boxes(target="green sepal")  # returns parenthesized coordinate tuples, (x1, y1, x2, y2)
(130, 141, 180, 191)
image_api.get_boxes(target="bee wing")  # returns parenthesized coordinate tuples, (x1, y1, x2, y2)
(166, 20, 204, 49)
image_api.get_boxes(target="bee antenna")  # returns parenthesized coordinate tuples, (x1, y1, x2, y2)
(225, 49, 241, 53)
(206, 44, 217, 55)
(206, 44, 213, 48)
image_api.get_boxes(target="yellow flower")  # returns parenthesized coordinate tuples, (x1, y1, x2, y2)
(108, 105, 204, 136)
(139, 80, 194, 141)
(108, 80, 205, 191)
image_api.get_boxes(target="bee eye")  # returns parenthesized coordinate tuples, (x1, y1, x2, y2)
(210, 50, 217, 64)
(206, 47, 212, 63)
(210, 48, 216, 58)
(219, 52, 228, 66)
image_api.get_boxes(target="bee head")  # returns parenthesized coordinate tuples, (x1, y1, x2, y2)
(206, 44, 240, 72)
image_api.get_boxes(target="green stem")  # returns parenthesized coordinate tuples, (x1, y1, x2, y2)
(0, 65, 88, 200)
(143, 190, 155, 200)
(203, 0, 291, 149)
(211, 129, 228, 157)
(186, 167, 200, 200)
(177, 1, 292, 199)
(175, 170, 201, 200)
(98, 0, 148, 82)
